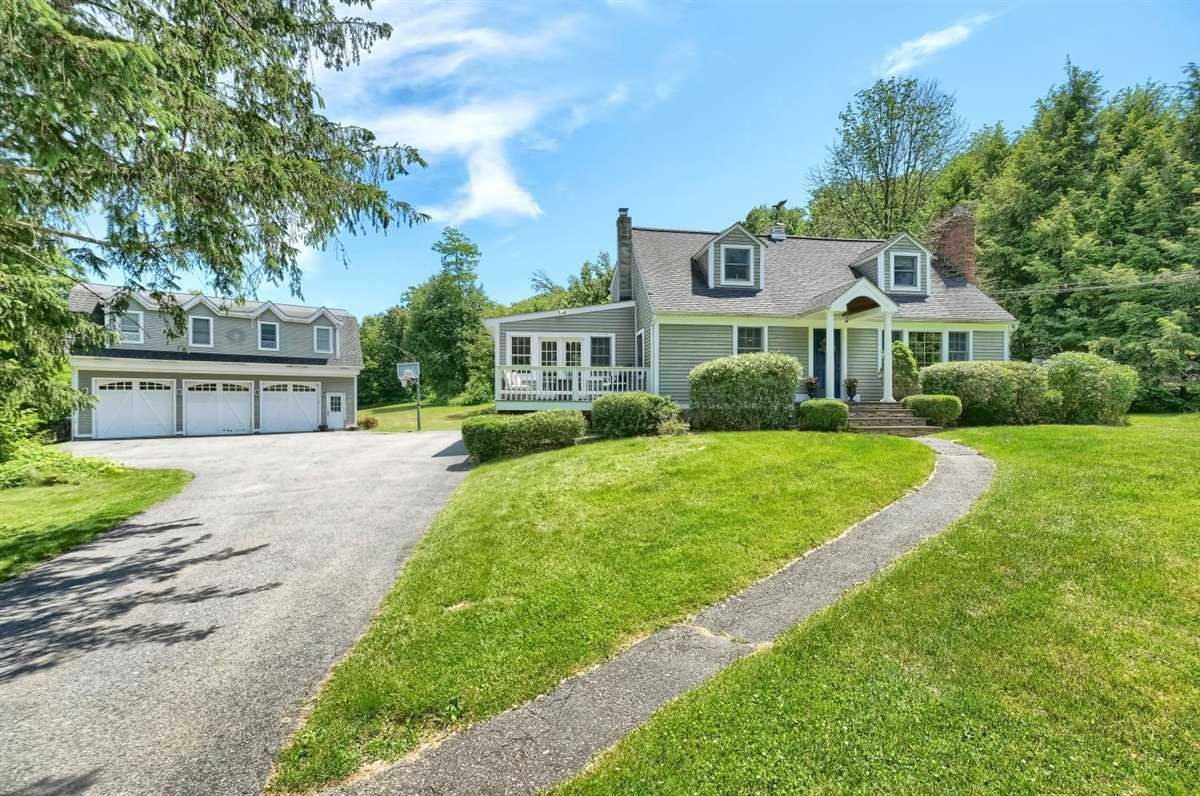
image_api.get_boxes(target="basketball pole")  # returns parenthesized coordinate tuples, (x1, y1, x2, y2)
(415, 378, 422, 431)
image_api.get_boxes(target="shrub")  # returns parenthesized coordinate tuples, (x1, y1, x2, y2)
(357, 415, 379, 430)
(843, 377, 859, 400)
(1044, 352, 1139, 425)
(1039, 389, 1065, 424)
(0, 440, 124, 489)
(656, 416, 690, 436)
(688, 352, 802, 431)
(892, 341, 920, 399)
(460, 410, 586, 462)
(798, 399, 849, 431)
(591, 392, 680, 439)
(902, 394, 962, 427)
(919, 361, 1048, 425)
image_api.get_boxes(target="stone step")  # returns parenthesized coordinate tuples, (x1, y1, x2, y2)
(850, 424, 938, 437)
(849, 410, 917, 418)
(850, 416, 929, 427)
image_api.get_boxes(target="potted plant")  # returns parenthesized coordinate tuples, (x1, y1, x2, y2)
(843, 377, 859, 402)
(803, 375, 819, 396)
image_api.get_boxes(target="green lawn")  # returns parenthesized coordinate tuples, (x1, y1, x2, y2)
(270, 432, 935, 792)
(0, 468, 192, 583)
(558, 415, 1200, 795)
(357, 400, 494, 433)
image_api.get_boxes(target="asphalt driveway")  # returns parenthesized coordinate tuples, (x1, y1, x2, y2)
(0, 431, 469, 796)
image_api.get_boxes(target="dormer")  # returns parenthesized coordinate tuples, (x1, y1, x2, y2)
(849, 232, 933, 297)
(695, 223, 766, 290)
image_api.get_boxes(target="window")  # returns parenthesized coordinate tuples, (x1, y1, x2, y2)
(735, 326, 765, 354)
(722, 245, 753, 284)
(188, 382, 218, 392)
(258, 321, 279, 350)
(223, 383, 249, 392)
(329, 394, 342, 412)
(948, 331, 971, 361)
(909, 331, 942, 368)
(293, 384, 316, 392)
(99, 380, 133, 391)
(540, 339, 558, 367)
(139, 380, 172, 391)
(314, 325, 334, 354)
(590, 336, 612, 367)
(189, 316, 213, 347)
(879, 329, 907, 368)
(635, 330, 645, 367)
(565, 340, 582, 367)
(891, 253, 919, 289)
(112, 311, 143, 343)
(263, 383, 288, 392)
(510, 335, 531, 366)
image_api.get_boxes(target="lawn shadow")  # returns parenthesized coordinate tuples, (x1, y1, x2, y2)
(0, 517, 278, 683)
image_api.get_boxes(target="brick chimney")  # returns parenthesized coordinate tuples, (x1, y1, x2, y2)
(614, 207, 633, 300)
(928, 205, 977, 284)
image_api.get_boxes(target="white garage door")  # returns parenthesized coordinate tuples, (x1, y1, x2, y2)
(94, 378, 175, 439)
(260, 382, 320, 433)
(184, 381, 253, 435)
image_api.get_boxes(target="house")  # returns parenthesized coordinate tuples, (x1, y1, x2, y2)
(484, 207, 1015, 410)
(68, 284, 361, 439)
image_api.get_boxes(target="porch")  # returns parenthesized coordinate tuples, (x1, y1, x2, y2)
(496, 366, 649, 408)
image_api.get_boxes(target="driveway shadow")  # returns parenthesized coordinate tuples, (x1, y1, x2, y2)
(0, 518, 278, 683)
(433, 439, 472, 472)
(1, 769, 101, 796)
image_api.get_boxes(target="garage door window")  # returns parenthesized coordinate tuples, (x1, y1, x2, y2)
(263, 384, 288, 392)
(140, 381, 172, 391)
(293, 384, 316, 392)
(223, 383, 249, 392)
(99, 381, 133, 391)
(189, 383, 217, 392)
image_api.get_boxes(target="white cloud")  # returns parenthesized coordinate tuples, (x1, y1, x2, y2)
(879, 14, 995, 76)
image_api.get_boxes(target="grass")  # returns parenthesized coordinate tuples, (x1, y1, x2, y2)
(269, 431, 935, 792)
(557, 415, 1200, 795)
(356, 400, 494, 433)
(0, 467, 192, 583)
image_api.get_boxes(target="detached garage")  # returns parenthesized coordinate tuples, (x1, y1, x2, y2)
(184, 381, 253, 435)
(93, 378, 176, 439)
(260, 382, 321, 433)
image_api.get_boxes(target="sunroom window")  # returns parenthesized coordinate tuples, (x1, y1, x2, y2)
(590, 337, 612, 367)
(510, 335, 531, 365)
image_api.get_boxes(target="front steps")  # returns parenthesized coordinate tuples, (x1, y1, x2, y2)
(847, 401, 936, 437)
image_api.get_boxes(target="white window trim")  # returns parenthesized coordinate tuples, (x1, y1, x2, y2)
(258, 320, 280, 351)
(947, 329, 973, 362)
(188, 315, 214, 348)
(720, 244, 755, 287)
(733, 324, 767, 354)
(506, 333, 533, 366)
(589, 334, 616, 368)
(109, 310, 144, 344)
(636, 329, 646, 368)
(888, 251, 922, 293)
(313, 325, 335, 355)
(505, 332, 617, 368)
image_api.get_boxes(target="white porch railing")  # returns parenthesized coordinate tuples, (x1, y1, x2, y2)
(498, 366, 649, 402)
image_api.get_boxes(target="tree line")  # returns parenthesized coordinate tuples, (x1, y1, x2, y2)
(745, 64, 1200, 410)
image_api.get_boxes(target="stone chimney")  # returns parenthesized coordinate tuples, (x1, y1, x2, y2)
(928, 205, 977, 284)
(614, 208, 633, 300)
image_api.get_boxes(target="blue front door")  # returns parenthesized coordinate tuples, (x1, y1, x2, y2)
(811, 329, 842, 398)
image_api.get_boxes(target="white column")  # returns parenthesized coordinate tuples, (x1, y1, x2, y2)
(882, 312, 895, 402)
(824, 310, 835, 399)
(1003, 327, 1011, 361)
(941, 330, 950, 362)
(839, 320, 849, 400)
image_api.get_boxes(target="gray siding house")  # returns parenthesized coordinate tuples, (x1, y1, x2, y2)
(69, 284, 361, 439)
(484, 207, 1015, 410)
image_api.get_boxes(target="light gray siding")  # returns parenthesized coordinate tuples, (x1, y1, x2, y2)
(498, 304, 637, 366)
(973, 330, 1005, 360)
(106, 307, 346, 362)
(767, 326, 809, 379)
(75, 370, 356, 436)
(657, 324, 733, 403)
(712, 228, 763, 290)
(847, 328, 883, 401)
(633, 264, 654, 367)
(881, 240, 929, 295)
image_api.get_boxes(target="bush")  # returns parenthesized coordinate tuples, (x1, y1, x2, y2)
(591, 392, 680, 439)
(0, 440, 124, 489)
(1044, 352, 1139, 425)
(461, 409, 586, 462)
(688, 352, 802, 431)
(798, 399, 849, 431)
(919, 361, 1048, 425)
(1039, 389, 1065, 424)
(902, 394, 962, 427)
(357, 415, 379, 430)
(656, 416, 690, 436)
(892, 341, 920, 399)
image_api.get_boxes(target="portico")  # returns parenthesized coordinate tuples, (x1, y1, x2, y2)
(809, 278, 899, 403)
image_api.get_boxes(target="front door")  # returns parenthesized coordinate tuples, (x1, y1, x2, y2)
(326, 392, 346, 430)
(811, 329, 842, 398)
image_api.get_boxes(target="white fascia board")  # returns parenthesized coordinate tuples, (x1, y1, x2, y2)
(70, 355, 361, 378)
(484, 301, 635, 330)
(828, 277, 899, 313)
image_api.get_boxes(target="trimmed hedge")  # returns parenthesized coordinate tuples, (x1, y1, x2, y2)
(591, 392, 680, 439)
(919, 361, 1049, 425)
(902, 394, 963, 427)
(461, 410, 586, 462)
(798, 399, 849, 431)
(688, 352, 803, 431)
(1044, 352, 1138, 425)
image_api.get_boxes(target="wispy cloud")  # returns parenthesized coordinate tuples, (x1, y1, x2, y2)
(879, 14, 996, 76)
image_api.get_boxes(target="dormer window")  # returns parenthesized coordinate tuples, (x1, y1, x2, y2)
(891, 253, 919, 289)
(258, 321, 279, 351)
(721, 245, 753, 285)
(313, 325, 334, 354)
(110, 311, 144, 344)
(189, 316, 213, 347)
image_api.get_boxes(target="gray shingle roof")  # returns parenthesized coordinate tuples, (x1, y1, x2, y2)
(631, 228, 1014, 323)
(68, 282, 362, 367)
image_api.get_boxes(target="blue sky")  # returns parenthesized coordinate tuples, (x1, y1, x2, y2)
(234, 0, 1199, 316)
